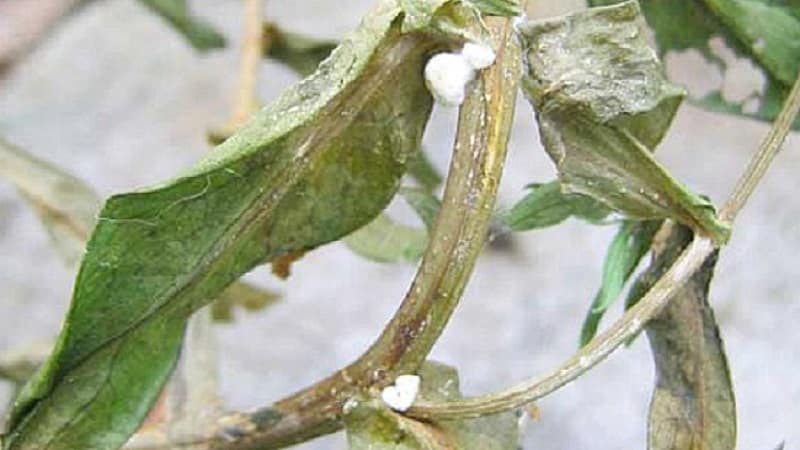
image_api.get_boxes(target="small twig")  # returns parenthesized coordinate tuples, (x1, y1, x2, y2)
(230, 0, 266, 127)
(199, 17, 521, 450)
(405, 72, 800, 420)
(720, 75, 800, 223)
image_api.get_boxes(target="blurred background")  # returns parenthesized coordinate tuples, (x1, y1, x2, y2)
(0, 0, 798, 448)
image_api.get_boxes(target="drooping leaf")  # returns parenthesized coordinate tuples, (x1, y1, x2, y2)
(137, 0, 226, 51)
(579, 219, 661, 346)
(0, 138, 99, 267)
(344, 214, 428, 264)
(590, 0, 800, 129)
(638, 224, 736, 450)
(344, 362, 519, 450)
(263, 24, 338, 77)
(500, 181, 610, 232)
(3, 1, 475, 448)
(518, 1, 730, 244)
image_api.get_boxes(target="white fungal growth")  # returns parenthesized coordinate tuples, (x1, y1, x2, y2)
(461, 42, 496, 70)
(381, 374, 421, 412)
(424, 52, 475, 107)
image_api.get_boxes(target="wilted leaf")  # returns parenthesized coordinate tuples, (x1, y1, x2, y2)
(579, 219, 661, 346)
(0, 137, 99, 267)
(344, 214, 428, 264)
(518, 1, 730, 244)
(344, 362, 519, 450)
(3, 1, 473, 448)
(590, 0, 800, 128)
(640, 224, 736, 450)
(500, 181, 610, 232)
(138, 0, 226, 51)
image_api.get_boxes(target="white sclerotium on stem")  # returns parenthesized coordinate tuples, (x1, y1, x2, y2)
(423, 42, 495, 107)
(380, 374, 421, 412)
(461, 42, 496, 70)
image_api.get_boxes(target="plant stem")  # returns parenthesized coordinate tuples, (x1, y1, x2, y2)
(230, 0, 266, 126)
(203, 17, 521, 450)
(405, 72, 800, 420)
(719, 75, 800, 223)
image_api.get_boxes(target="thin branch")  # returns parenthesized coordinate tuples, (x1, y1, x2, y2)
(405, 72, 800, 420)
(230, 0, 266, 127)
(198, 17, 521, 450)
(719, 75, 800, 223)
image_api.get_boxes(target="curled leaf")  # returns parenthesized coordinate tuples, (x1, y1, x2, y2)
(639, 224, 736, 449)
(3, 1, 474, 448)
(138, 0, 226, 51)
(579, 219, 661, 346)
(518, 1, 730, 244)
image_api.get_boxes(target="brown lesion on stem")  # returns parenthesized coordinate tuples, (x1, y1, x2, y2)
(198, 16, 522, 450)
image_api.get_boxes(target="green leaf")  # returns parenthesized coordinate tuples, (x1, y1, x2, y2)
(639, 225, 736, 450)
(264, 25, 338, 77)
(344, 362, 519, 450)
(3, 1, 472, 448)
(262, 27, 444, 192)
(344, 214, 428, 264)
(590, 0, 800, 129)
(518, 1, 730, 244)
(500, 181, 610, 232)
(138, 0, 226, 51)
(467, 0, 522, 17)
(579, 219, 661, 346)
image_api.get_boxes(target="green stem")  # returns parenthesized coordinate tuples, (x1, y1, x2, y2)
(406, 72, 800, 420)
(204, 18, 521, 450)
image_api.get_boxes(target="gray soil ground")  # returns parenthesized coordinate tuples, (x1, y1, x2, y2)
(1, 1, 798, 449)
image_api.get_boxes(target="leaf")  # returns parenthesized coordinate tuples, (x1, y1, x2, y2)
(264, 24, 338, 77)
(579, 219, 661, 346)
(590, 0, 800, 129)
(639, 224, 736, 450)
(467, 0, 522, 17)
(344, 362, 519, 450)
(210, 281, 280, 323)
(399, 186, 442, 230)
(500, 181, 610, 232)
(262, 28, 444, 191)
(344, 214, 428, 264)
(137, 0, 226, 51)
(518, 1, 731, 244)
(3, 1, 473, 448)
(0, 137, 100, 267)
